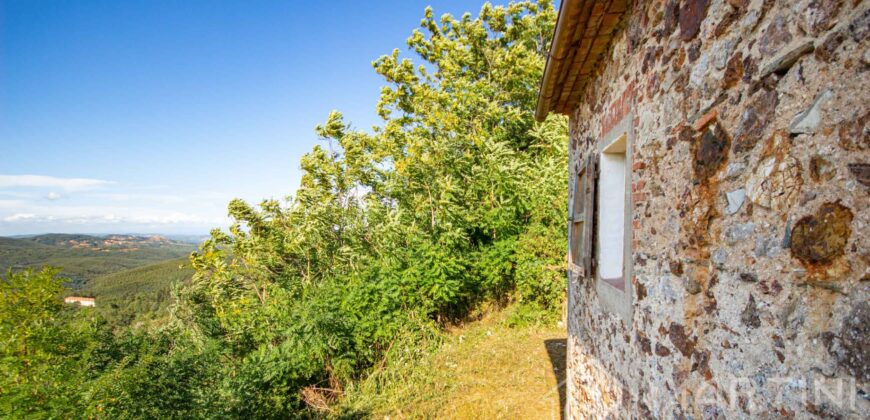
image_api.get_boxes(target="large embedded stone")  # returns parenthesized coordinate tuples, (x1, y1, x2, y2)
(725, 189, 746, 215)
(722, 51, 744, 89)
(790, 202, 853, 266)
(798, 0, 841, 36)
(739, 8, 761, 34)
(746, 133, 802, 211)
(733, 89, 778, 153)
(693, 122, 731, 181)
(689, 53, 710, 87)
(838, 110, 870, 151)
(759, 39, 815, 77)
(746, 155, 802, 210)
(789, 89, 833, 135)
(714, 8, 741, 38)
(829, 302, 870, 383)
(713, 39, 736, 70)
(663, 0, 680, 37)
(814, 29, 846, 63)
(668, 323, 696, 357)
(679, 0, 710, 42)
(847, 163, 870, 187)
(759, 14, 792, 56)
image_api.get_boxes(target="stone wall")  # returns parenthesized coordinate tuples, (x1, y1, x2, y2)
(565, 0, 869, 418)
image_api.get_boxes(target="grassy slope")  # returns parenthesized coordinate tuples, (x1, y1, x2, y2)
(341, 305, 567, 419)
(86, 258, 194, 326)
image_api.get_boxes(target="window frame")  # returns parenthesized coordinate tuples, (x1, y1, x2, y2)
(594, 111, 634, 321)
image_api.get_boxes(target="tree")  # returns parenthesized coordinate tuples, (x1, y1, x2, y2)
(0, 268, 101, 416)
(172, 0, 567, 415)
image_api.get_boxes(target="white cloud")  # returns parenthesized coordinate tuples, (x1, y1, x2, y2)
(3, 213, 36, 222)
(0, 175, 113, 192)
(0, 211, 225, 226)
(0, 181, 236, 235)
(0, 199, 26, 209)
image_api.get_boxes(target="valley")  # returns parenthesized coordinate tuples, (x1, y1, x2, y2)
(0, 233, 196, 287)
(0, 233, 199, 326)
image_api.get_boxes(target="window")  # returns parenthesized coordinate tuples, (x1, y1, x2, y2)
(597, 134, 627, 291)
(591, 111, 634, 320)
(567, 111, 633, 320)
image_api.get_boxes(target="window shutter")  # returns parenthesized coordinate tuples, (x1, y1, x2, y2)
(569, 161, 586, 270)
(569, 152, 598, 278)
(582, 152, 598, 277)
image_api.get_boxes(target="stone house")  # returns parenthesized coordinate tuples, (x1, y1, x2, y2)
(535, 0, 868, 417)
(64, 296, 96, 307)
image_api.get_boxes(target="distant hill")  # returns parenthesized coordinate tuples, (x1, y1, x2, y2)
(162, 234, 211, 245)
(0, 236, 51, 249)
(85, 258, 195, 327)
(26, 233, 185, 249)
(0, 234, 197, 289)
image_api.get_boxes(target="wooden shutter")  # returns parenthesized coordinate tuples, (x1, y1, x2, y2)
(569, 152, 598, 278)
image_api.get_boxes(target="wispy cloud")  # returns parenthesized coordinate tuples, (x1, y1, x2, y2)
(0, 178, 235, 235)
(0, 211, 225, 226)
(2, 213, 37, 222)
(0, 199, 27, 209)
(0, 175, 113, 192)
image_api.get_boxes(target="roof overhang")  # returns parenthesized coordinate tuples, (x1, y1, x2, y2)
(535, 0, 630, 121)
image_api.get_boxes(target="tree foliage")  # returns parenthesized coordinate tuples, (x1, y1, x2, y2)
(0, 2, 566, 417)
(173, 1, 567, 414)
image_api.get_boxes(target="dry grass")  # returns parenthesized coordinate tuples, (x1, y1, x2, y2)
(341, 305, 567, 419)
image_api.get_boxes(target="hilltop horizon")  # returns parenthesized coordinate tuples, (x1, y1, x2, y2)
(1, 231, 211, 244)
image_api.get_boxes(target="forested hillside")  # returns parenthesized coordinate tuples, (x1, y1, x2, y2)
(86, 258, 194, 327)
(0, 2, 567, 417)
(0, 234, 195, 289)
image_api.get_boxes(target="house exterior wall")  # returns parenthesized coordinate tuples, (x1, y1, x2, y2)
(564, 0, 870, 418)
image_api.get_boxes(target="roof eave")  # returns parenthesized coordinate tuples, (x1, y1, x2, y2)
(534, 0, 630, 122)
(535, 0, 578, 122)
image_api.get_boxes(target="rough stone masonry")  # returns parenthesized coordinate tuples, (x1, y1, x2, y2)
(537, 0, 870, 418)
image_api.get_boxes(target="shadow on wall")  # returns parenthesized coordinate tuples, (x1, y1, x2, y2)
(544, 338, 567, 419)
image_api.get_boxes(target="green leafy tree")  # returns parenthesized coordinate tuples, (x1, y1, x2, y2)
(0, 268, 105, 416)
(173, 1, 566, 415)
(1, 2, 568, 417)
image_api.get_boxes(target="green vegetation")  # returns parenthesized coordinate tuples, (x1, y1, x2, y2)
(0, 2, 568, 417)
(0, 268, 115, 417)
(0, 234, 195, 289)
(86, 258, 194, 327)
(340, 304, 566, 418)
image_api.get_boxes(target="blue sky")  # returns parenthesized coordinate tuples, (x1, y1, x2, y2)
(0, 0, 485, 236)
